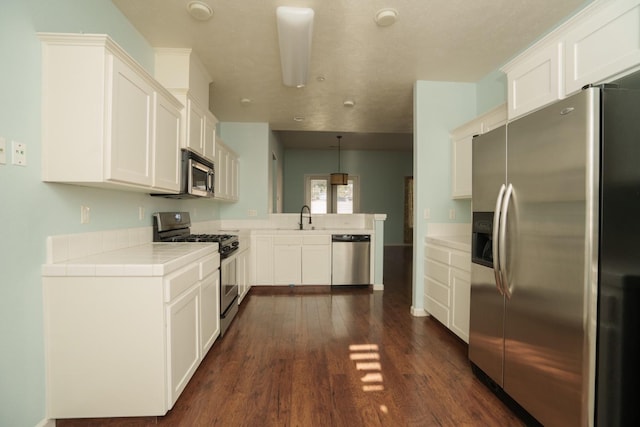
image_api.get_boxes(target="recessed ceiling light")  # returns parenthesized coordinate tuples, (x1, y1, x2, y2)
(293, 116, 305, 122)
(375, 8, 398, 27)
(343, 100, 355, 108)
(187, 1, 213, 21)
(316, 75, 326, 82)
(240, 98, 251, 105)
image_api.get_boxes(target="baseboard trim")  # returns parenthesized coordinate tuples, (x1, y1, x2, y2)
(410, 306, 428, 317)
(373, 283, 384, 291)
(35, 418, 55, 427)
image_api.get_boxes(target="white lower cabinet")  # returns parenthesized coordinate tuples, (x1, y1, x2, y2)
(424, 240, 471, 342)
(167, 284, 200, 407)
(254, 236, 274, 285)
(236, 247, 251, 303)
(301, 236, 331, 284)
(43, 252, 220, 418)
(262, 234, 331, 286)
(200, 273, 220, 356)
(274, 238, 302, 285)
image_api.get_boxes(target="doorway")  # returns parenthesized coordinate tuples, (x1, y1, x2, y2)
(404, 176, 413, 244)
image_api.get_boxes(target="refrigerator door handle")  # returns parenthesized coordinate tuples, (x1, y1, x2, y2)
(492, 184, 506, 295)
(499, 183, 513, 299)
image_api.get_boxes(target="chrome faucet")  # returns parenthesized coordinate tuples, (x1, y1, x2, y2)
(299, 205, 312, 230)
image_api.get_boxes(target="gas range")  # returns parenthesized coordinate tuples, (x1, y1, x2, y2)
(153, 212, 239, 259)
(153, 211, 240, 337)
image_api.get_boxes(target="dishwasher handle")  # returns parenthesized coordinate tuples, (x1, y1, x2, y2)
(332, 234, 371, 242)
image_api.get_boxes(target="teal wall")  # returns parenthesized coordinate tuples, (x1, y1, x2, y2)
(283, 149, 413, 245)
(412, 81, 477, 311)
(218, 123, 272, 220)
(0, 2, 220, 425)
(476, 69, 507, 115)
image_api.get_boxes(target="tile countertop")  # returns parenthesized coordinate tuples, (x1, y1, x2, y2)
(425, 235, 471, 252)
(42, 243, 218, 277)
(247, 228, 374, 236)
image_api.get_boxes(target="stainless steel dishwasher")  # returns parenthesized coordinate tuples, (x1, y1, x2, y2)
(331, 234, 370, 286)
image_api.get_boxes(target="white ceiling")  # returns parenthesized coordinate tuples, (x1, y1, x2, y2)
(112, 0, 589, 150)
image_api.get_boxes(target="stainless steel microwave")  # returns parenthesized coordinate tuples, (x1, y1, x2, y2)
(153, 149, 214, 199)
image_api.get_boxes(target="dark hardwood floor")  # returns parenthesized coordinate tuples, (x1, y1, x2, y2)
(58, 246, 524, 426)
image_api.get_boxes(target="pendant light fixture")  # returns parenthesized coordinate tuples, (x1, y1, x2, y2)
(330, 135, 349, 185)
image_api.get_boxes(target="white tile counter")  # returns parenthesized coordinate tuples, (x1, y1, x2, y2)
(425, 235, 471, 252)
(42, 242, 218, 277)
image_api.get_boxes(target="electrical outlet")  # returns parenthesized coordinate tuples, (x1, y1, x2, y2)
(80, 206, 91, 224)
(424, 208, 431, 220)
(248, 209, 257, 217)
(0, 137, 6, 165)
(449, 208, 456, 220)
(12, 141, 26, 166)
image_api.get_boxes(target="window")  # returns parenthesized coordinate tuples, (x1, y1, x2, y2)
(305, 175, 359, 214)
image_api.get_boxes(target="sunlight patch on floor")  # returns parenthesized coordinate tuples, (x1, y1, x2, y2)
(349, 343, 385, 393)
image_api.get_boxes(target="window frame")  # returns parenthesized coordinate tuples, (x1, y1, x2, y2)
(304, 174, 360, 214)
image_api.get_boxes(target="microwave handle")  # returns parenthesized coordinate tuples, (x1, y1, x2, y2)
(208, 170, 215, 194)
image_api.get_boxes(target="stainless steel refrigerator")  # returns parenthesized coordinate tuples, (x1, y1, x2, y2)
(469, 84, 640, 427)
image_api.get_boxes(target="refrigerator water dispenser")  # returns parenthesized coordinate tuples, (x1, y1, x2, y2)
(472, 212, 494, 268)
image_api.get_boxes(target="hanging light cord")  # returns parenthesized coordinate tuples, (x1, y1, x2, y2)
(337, 135, 342, 172)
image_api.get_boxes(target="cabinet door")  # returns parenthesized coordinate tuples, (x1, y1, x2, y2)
(153, 93, 181, 192)
(107, 56, 153, 186)
(237, 249, 250, 302)
(230, 156, 239, 201)
(505, 42, 563, 119)
(302, 245, 330, 285)
(166, 284, 200, 408)
(274, 245, 301, 285)
(255, 236, 274, 285)
(203, 114, 216, 161)
(450, 120, 480, 199)
(200, 273, 220, 356)
(565, 0, 640, 94)
(450, 268, 471, 343)
(186, 98, 204, 155)
(215, 144, 228, 199)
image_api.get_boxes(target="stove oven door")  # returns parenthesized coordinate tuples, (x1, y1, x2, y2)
(220, 256, 239, 336)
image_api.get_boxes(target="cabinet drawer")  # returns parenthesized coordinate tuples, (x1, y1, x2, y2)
(424, 295, 449, 327)
(274, 236, 303, 245)
(200, 253, 220, 279)
(303, 235, 330, 245)
(450, 251, 470, 272)
(425, 276, 450, 307)
(164, 263, 199, 302)
(425, 244, 450, 264)
(425, 259, 449, 285)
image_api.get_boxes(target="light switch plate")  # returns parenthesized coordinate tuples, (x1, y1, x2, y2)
(12, 141, 26, 166)
(0, 137, 6, 165)
(81, 206, 91, 224)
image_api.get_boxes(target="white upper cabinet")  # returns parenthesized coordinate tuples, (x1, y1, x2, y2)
(450, 104, 506, 199)
(39, 33, 183, 193)
(154, 48, 218, 162)
(503, 42, 563, 120)
(214, 137, 239, 202)
(451, 121, 481, 199)
(503, 0, 640, 119)
(108, 56, 154, 186)
(564, 0, 640, 94)
(153, 93, 182, 192)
